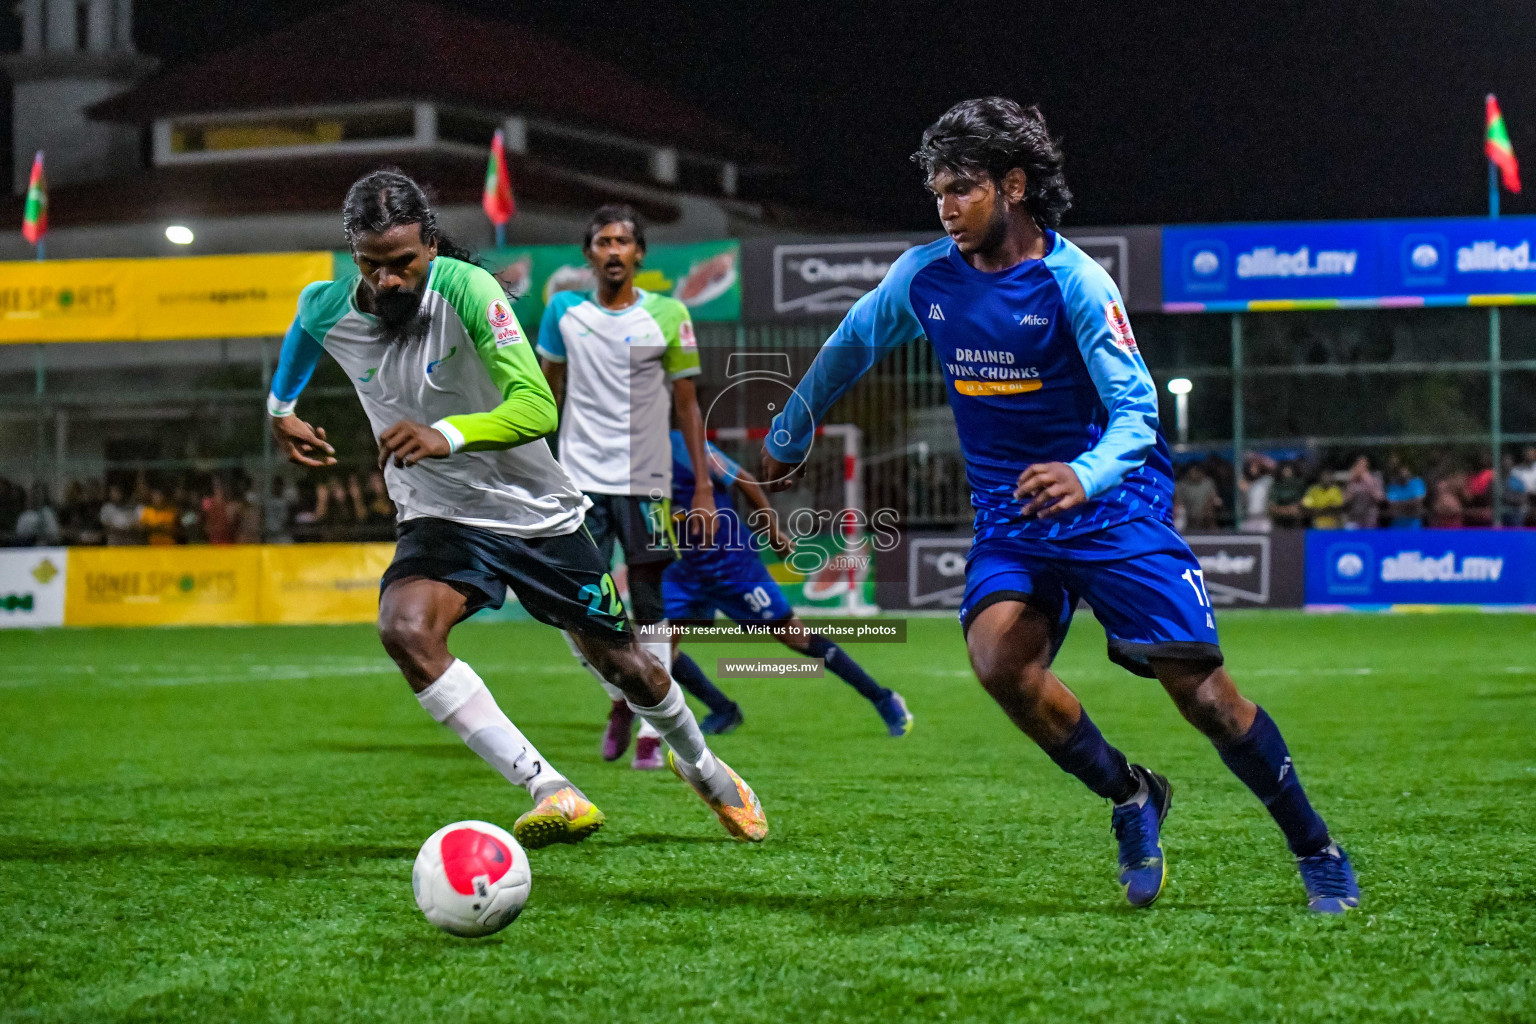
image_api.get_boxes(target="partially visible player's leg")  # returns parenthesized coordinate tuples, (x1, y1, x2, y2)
(513, 525, 766, 841)
(1075, 517, 1356, 912)
(663, 563, 742, 734)
(960, 555, 1170, 908)
(1152, 659, 1357, 912)
(621, 498, 682, 769)
(376, 572, 601, 849)
(773, 614, 911, 736)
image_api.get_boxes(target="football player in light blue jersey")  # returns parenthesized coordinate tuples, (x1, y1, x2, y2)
(762, 98, 1357, 913)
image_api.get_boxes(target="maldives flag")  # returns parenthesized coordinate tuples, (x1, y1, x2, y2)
(482, 130, 515, 225)
(1486, 93, 1521, 194)
(22, 151, 46, 244)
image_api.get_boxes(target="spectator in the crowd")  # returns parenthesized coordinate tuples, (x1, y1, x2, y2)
(231, 477, 263, 545)
(1513, 446, 1536, 527)
(1463, 453, 1495, 527)
(1267, 462, 1307, 529)
(201, 476, 236, 545)
(59, 480, 104, 545)
(364, 471, 394, 522)
(1428, 467, 1466, 528)
(14, 485, 62, 547)
(1175, 463, 1221, 532)
(1302, 472, 1345, 529)
(172, 481, 203, 544)
(0, 478, 25, 541)
(1342, 455, 1385, 529)
(1499, 453, 1528, 528)
(1385, 461, 1426, 528)
(263, 478, 294, 543)
(140, 489, 179, 546)
(1203, 454, 1236, 528)
(1238, 454, 1275, 533)
(99, 484, 140, 545)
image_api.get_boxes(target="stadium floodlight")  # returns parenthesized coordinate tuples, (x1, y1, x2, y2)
(165, 225, 194, 245)
(1167, 378, 1192, 446)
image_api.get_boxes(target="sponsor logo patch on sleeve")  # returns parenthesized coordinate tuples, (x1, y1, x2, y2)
(488, 297, 522, 346)
(678, 319, 697, 350)
(1104, 299, 1136, 352)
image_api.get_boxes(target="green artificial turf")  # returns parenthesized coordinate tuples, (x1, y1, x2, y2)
(1, 612, 1534, 1023)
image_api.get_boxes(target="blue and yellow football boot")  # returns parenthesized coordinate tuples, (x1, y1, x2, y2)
(1297, 842, 1360, 913)
(1111, 764, 1172, 908)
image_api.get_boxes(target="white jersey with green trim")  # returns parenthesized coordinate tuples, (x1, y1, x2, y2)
(536, 288, 701, 497)
(293, 259, 588, 538)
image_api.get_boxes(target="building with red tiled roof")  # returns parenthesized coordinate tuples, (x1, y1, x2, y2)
(1, 0, 825, 260)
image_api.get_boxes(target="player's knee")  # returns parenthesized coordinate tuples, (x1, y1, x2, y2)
(1161, 664, 1250, 742)
(969, 645, 1051, 706)
(590, 642, 666, 702)
(378, 610, 441, 670)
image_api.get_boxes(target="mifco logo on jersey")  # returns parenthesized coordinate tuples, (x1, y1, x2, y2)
(1014, 313, 1049, 326)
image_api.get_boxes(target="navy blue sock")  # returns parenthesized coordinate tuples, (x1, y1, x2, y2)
(1042, 710, 1137, 802)
(1216, 707, 1331, 857)
(670, 651, 737, 716)
(804, 635, 891, 703)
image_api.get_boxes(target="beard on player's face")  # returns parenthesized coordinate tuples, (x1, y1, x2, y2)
(373, 282, 430, 345)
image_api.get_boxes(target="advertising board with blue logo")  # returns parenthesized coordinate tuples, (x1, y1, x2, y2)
(1164, 217, 1536, 311)
(1305, 530, 1536, 609)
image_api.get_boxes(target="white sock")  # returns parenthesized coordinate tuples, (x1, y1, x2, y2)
(626, 680, 737, 805)
(564, 630, 625, 701)
(417, 659, 568, 800)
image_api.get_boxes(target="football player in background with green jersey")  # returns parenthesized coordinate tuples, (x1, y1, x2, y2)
(537, 205, 721, 770)
(267, 171, 766, 844)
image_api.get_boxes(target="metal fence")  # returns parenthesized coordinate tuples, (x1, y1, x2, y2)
(3, 304, 1534, 542)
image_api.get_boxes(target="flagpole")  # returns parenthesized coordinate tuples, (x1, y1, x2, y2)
(35, 239, 44, 261)
(1488, 155, 1503, 523)
(495, 224, 505, 248)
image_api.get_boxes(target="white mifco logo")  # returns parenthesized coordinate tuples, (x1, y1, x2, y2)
(928, 304, 945, 320)
(1014, 313, 1049, 326)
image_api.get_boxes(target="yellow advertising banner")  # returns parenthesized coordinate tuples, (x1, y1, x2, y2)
(65, 546, 262, 626)
(0, 252, 332, 344)
(258, 543, 394, 625)
(61, 543, 394, 626)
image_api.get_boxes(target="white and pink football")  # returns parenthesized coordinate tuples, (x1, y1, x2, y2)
(412, 820, 531, 937)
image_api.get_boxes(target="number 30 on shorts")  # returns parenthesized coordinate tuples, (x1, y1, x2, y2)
(743, 586, 774, 613)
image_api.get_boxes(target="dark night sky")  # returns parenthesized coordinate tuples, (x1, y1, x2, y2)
(6, 0, 1536, 228)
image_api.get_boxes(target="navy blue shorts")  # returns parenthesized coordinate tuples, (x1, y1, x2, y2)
(664, 549, 794, 624)
(958, 516, 1222, 678)
(381, 517, 632, 643)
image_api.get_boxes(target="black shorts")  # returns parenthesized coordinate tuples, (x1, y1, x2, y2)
(381, 517, 632, 643)
(583, 493, 677, 568)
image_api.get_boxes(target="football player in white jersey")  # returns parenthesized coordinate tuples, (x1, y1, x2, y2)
(536, 205, 720, 769)
(267, 170, 765, 844)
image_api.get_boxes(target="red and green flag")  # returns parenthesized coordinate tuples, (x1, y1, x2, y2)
(21, 151, 46, 244)
(1486, 93, 1521, 194)
(482, 130, 516, 226)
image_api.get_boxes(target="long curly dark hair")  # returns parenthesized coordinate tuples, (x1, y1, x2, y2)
(341, 168, 479, 263)
(911, 97, 1073, 229)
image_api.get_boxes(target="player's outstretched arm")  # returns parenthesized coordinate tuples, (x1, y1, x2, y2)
(674, 377, 718, 547)
(268, 313, 335, 467)
(733, 469, 794, 556)
(432, 265, 559, 454)
(761, 246, 928, 490)
(1050, 259, 1160, 505)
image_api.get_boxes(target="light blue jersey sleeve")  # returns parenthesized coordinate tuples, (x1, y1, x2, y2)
(536, 291, 581, 362)
(1044, 241, 1161, 499)
(706, 441, 743, 488)
(765, 243, 937, 462)
(266, 313, 325, 417)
